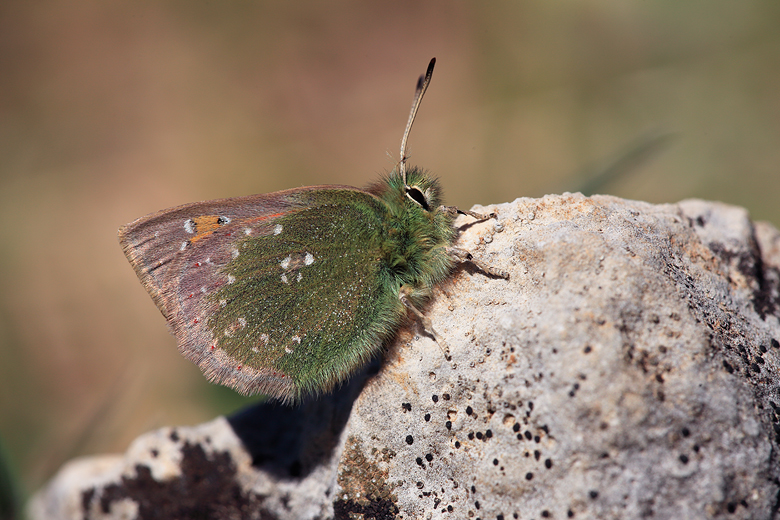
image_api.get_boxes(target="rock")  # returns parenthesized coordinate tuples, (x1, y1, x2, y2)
(29, 194, 780, 520)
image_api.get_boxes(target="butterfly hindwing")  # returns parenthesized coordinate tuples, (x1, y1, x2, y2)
(119, 187, 405, 401)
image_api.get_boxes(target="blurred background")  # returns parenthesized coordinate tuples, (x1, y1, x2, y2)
(1, 0, 779, 506)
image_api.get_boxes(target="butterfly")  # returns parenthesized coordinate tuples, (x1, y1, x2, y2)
(118, 58, 508, 403)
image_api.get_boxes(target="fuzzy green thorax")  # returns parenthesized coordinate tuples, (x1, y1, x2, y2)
(368, 167, 456, 305)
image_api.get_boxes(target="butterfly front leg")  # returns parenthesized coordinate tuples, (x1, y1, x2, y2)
(440, 204, 499, 222)
(439, 205, 509, 279)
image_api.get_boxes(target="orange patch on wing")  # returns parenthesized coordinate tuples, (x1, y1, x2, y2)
(189, 211, 290, 244)
(191, 215, 227, 243)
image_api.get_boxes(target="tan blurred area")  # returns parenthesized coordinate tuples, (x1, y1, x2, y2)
(1, 0, 779, 501)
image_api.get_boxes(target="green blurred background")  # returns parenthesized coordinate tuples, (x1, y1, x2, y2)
(1, 0, 779, 504)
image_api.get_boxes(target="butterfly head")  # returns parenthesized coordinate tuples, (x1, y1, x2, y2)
(367, 166, 446, 220)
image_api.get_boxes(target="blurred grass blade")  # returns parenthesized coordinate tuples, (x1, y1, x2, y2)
(0, 437, 19, 520)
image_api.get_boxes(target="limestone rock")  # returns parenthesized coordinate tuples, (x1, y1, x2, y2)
(29, 194, 780, 519)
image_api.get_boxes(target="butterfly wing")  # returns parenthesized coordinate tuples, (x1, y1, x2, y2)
(119, 187, 405, 402)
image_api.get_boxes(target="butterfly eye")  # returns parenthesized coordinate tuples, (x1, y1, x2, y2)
(405, 186, 431, 211)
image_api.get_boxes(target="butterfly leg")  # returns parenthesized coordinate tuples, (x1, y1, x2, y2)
(440, 205, 497, 221)
(399, 287, 452, 360)
(446, 247, 510, 279)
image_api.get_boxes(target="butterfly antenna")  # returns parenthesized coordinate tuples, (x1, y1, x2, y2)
(399, 57, 435, 186)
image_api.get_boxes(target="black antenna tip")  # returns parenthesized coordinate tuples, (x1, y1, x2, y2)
(416, 58, 436, 90)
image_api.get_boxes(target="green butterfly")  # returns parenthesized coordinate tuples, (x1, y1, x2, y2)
(119, 58, 507, 403)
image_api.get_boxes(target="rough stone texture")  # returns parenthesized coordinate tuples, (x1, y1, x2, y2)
(29, 194, 780, 520)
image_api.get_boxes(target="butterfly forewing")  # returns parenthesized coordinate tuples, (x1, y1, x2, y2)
(119, 187, 405, 401)
(118, 193, 298, 319)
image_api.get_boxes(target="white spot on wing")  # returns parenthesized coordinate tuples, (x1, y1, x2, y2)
(231, 248, 239, 259)
(280, 256, 291, 270)
(304, 252, 315, 265)
(184, 219, 195, 234)
(285, 346, 293, 354)
(292, 335, 301, 344)
(274, 224, 283, 235)
(244, 227, 252, 235)
(224, 316, 247, 338)
(297, 272, 302, 282)
(227, 274, 236, 284)
(180, 241, 188, 251)
(281, 273, 288, 284)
